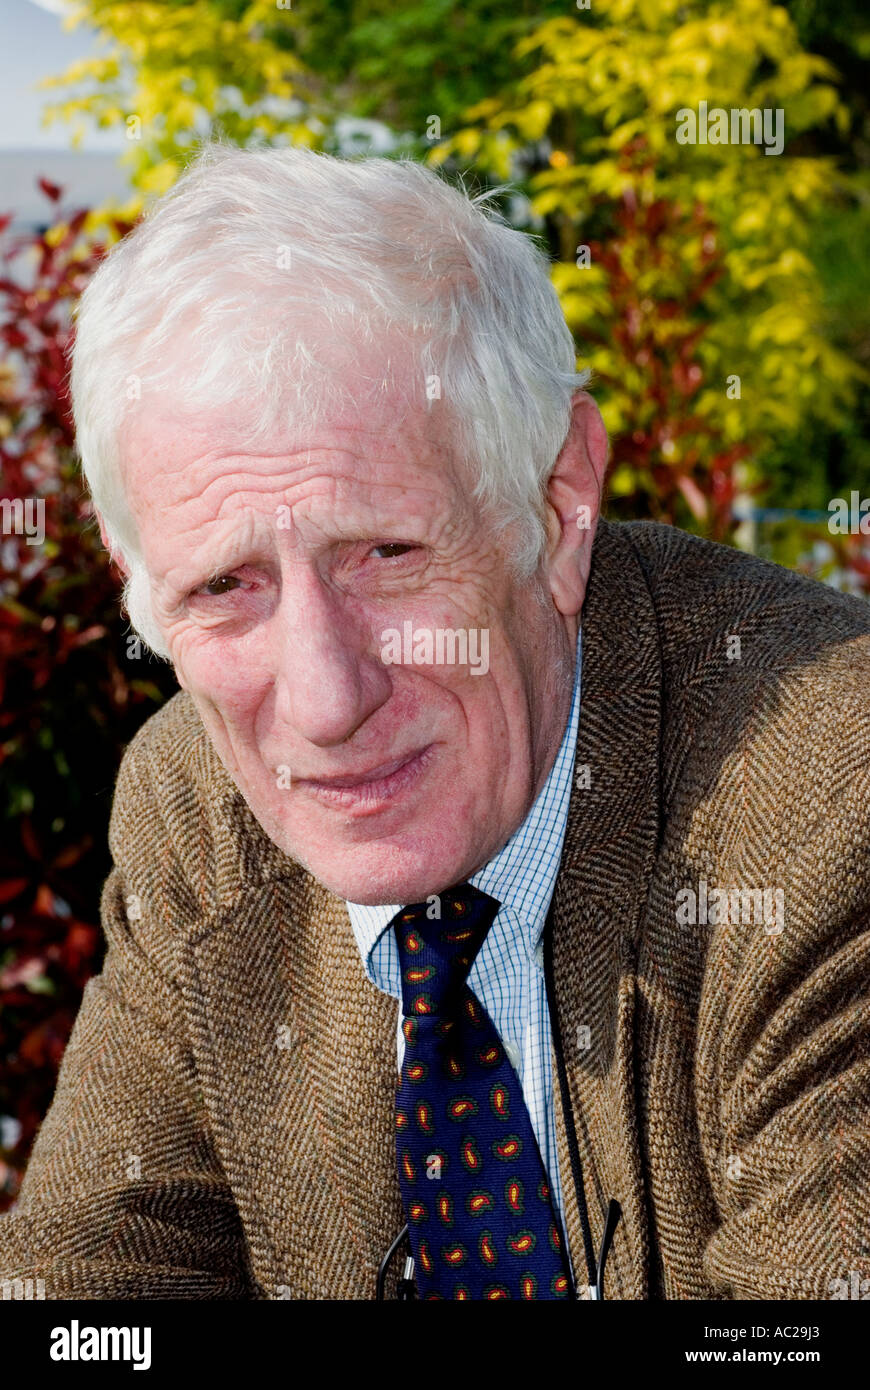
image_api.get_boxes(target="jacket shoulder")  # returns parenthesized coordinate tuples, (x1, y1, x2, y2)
(605, 517, 870, 683)
(600, 520, 870, 821)
(108, 690, 281, 922)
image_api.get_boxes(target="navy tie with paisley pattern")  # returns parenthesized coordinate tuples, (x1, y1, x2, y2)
(392, 881, 573, 1300)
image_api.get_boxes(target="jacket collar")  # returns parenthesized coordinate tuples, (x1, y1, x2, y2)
(181, 518, 662, 1297)
(546, 518, 661, 1297)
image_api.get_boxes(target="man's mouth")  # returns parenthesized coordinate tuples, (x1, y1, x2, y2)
(295, 744, 436, 811)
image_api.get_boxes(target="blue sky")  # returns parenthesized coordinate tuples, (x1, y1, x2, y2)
(0, 0, 123, 149)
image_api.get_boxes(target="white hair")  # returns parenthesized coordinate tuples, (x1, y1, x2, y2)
(71, 141, 589, 657)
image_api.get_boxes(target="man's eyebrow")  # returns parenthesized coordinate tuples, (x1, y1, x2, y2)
(159, 500, 451, 599)
(160, 515, 278, 596)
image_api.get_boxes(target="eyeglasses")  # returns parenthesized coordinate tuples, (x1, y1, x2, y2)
(376, 1224, 417, 1300)
(376, 1200, 621, 1300)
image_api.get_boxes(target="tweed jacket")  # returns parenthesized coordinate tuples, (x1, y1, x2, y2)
(2, 518, 869, 1300)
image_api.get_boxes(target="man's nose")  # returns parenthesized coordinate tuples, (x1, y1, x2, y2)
(272, 573, 392, 746)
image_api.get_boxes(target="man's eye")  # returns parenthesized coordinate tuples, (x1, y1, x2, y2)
(202, 574, 242, 596)
(370, 543, 416, 560)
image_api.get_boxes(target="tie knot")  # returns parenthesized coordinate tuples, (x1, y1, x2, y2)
(392, 882, 500, 1017)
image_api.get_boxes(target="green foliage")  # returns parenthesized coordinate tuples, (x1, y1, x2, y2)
(43, 0, 318, 192)
(44, 0, 565, 185)
(432, 0, 866, 520)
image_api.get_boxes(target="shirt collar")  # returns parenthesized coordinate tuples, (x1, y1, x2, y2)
(345, 631, 582, 969)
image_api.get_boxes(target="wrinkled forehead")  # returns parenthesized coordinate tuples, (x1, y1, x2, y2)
(119, 392, 459, 504)
(115, 393, 470, 578)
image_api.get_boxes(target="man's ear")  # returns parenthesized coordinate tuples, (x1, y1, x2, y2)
(97, 512, 131, 579)
(544, 390, 609, 618)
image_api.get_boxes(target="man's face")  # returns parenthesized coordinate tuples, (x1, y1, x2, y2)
(120, 381, 585, 906)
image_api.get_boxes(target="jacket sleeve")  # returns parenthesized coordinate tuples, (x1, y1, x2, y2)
(0, 726, 260, 1299)
(697, 751, 870, 1300)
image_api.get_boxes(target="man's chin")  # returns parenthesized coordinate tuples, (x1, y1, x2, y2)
(248, 790, 485, 905)
(292, 841, 478, 908)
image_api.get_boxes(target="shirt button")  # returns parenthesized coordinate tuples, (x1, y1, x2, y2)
(503, 1040, 521, 1073)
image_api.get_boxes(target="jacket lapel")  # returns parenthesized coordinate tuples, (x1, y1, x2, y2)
(548, 518, 662, 1298)
(184, 861, 405, 1299)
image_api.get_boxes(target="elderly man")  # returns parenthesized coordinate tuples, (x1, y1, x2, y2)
(1, 144, 868, 1302)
